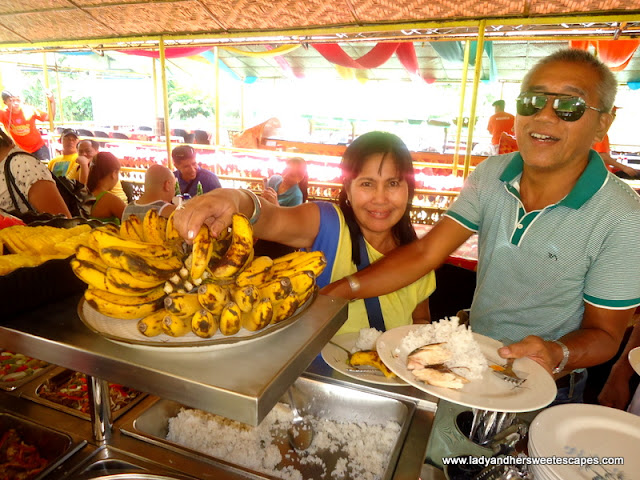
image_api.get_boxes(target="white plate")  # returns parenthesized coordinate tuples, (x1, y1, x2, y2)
(78, 291, 315, 351)
(321, 332, 407, 386)
(529, 403, 640, 480)
(630, 346, 640, 376)
(376, 325, 557, 412)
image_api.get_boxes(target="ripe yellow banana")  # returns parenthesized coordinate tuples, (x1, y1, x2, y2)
(165, 210, 181, 243)
(271, 293, 300, 324)
(120, 216, 144, 241)
(99, 247, 180, 283)
(142, 209, 165, 245)
(75, 245, 107, 271)
(272, 251, 306, 265)
(191, 309, 219, 338)
(210, 231, 232, 263)
(71, 258, 108, 290)
(197, 283, 230, 316)
(271, 251, 327, 277)
(219, 301, 242, 335)
(190, 225, 214, 280)
(106, 267, 165, 290)
(210, 214, 253, 280)
(242, 297, 273, 331)
(258, 277, 292, 304)
(232, 284, 258, 313)
(162, 313, 192, 337)
(90, 229, 174, 259)
(84, 290, 164, 320)
(349, 351, 396, 378)
(294, 286, 316, 306)
(86, 286, 166, 305)
(236, 256, 273, 286)
(164, 293, 201, 316)
(286, 270, 316, 295)
(137, 309, 168, 337)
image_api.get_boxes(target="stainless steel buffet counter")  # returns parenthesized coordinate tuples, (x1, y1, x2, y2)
(0, 292, 445, 480)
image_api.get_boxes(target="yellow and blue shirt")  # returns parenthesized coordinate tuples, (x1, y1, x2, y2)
(312, 202, 436, 335)
(446, 150, 640, 343)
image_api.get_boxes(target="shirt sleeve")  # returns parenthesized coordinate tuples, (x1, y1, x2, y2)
(310, 201, 341, 288)
(443, 164, 484, 232)
(584, 211, 640, 309)
(33, 108, 48, 121)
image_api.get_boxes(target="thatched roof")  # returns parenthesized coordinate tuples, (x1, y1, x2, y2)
(1, 0, 640, 47)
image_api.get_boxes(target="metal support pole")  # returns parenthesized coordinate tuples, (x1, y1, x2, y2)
(54, 54, 64, 124)
(214, 46, 220, 146)
(452, 40, 471, 177)
(87, 375, 112, 443)
(152, 57, 159, 127)
(159, 36, 173, 169)
(41, 53, 54, 132)
(463, 21, 486, 179)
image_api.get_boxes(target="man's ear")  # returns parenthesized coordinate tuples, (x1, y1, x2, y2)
(593, 112, 614, 143)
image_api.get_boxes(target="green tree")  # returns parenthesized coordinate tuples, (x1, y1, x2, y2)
(167, 80, 215, 120)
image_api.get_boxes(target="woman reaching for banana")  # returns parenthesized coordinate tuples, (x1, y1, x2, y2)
(174, 131, 435, 334)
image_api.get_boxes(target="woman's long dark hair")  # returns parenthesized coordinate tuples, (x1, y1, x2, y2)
(87, 152, 120, 192)
(339, 131, 417, 266)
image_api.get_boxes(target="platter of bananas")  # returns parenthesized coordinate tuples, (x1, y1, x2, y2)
(321, 332, 407, 386)
(72, 209, 326, 349)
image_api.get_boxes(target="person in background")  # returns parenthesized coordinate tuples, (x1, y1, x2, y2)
(48, 129, 79, 179)
(87, 152, 125, 224)
(0, 90, 54, 161)
(172, 145, 221, 197)
(122, 164, 176, 221)
(321, 49, 640, 405)
(598, 320, 640, 415)
(0, 127, 69, 217)
(262, 157, 308, 207)
(76, 139, 128, 202)
(173, 131, 435, 335)
(487, 99, 515, 155)
(592, 108, 638, 178)
(232, 117, 281, 149)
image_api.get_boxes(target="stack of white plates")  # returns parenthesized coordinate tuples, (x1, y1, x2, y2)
(528, 403, 640, 480)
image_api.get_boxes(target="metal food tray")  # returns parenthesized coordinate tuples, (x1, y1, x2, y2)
(0, 355, 56, 392)
(0, 410, 86, 480)
(120, 375, 415, 480)
(21, 367, 147, 421)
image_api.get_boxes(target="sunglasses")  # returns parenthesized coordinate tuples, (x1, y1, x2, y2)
(516, 92, 604, 122)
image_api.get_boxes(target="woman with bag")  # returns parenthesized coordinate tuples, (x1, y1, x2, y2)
(0, 127, 70, 218)
(174, 131, 435, 334)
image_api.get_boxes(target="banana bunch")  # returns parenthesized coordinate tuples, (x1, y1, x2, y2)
(73, 209, 327, 342)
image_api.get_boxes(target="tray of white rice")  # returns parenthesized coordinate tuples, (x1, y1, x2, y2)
(376, 318, 557, 412)
(120, 376, 414, 480)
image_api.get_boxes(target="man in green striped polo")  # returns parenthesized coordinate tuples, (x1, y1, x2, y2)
(323, 49, 640, 404)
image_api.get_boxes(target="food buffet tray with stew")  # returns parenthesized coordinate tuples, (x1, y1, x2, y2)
(120, 375, 416, 480)
(0, 410, 86, 480)
(20, 367, 146, 421)
(0, 348, 54, 391)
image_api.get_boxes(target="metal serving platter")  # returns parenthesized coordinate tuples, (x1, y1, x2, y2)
(20, 367, 147, 421)
(0, 355, 55, 392)
(0, 410, 87, 480)
(120, 375, 415, 480)
(0, 293, 348, 426)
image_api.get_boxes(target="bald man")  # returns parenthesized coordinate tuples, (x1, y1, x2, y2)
(121, 164, 177, 221)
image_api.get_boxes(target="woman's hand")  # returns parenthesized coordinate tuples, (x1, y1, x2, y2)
(261, 187, 278, 204)
(173, 188, 249, 242)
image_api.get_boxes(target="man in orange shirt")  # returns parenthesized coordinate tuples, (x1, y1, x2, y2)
(487, 99, 515, 155)
(0, 90, 55, 161)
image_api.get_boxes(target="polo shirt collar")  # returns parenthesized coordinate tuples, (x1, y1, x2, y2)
(499, 150, 608, 210)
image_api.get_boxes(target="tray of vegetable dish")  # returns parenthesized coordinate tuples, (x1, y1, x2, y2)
(20, 368, 145, 420)
(0, 349, 53, 392)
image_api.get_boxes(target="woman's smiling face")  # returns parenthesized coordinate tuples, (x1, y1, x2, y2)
(346, 153, 409, 238)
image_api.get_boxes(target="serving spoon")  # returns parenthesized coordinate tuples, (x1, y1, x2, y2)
(287, 388, 314, 451)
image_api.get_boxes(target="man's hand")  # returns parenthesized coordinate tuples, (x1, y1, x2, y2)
(45, 91, 54, 103)
(261, 187, 278, 204)
(621, 165, 638, 178)
(498, 335, 564, 375)
(76, 155, 90, 168)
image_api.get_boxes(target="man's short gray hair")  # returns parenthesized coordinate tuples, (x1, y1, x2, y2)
(522, 48, 617, 113)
